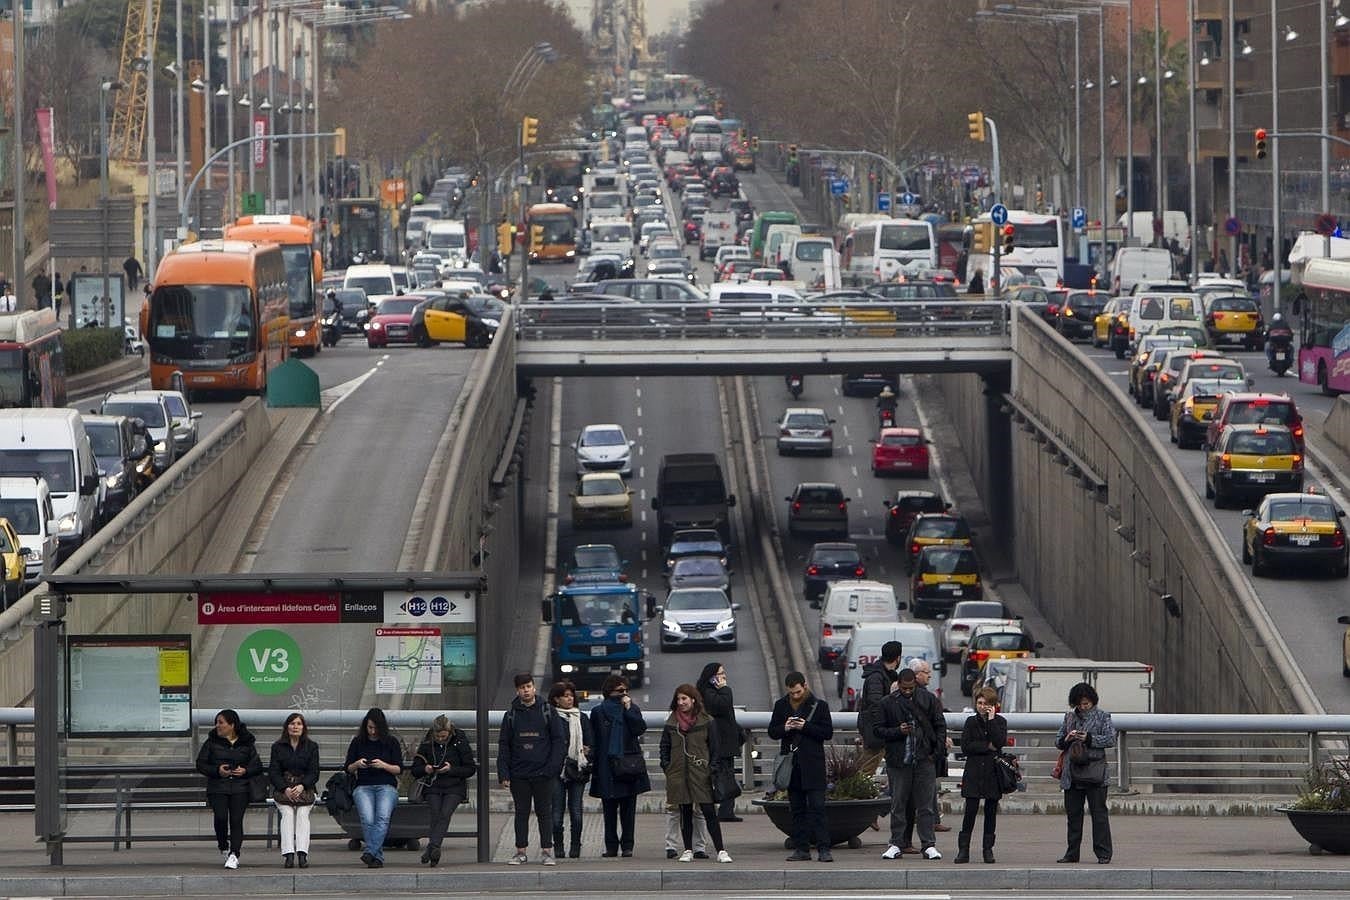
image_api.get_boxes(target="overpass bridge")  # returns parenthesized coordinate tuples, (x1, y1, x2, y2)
(512, 298, 1014, 376)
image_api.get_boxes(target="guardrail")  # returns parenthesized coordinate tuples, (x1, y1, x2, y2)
(513, 299, 1012, 341)
(4, 709, 1346, 799)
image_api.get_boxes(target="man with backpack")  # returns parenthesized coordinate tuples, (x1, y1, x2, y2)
(498, 673, 566, 866)
(876, 668, 947, 861)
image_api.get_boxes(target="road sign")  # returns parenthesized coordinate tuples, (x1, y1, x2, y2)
(241, 192, 265, 215)
(830, 178, 848, 196)
(1223, 216, 1241, 237)
(901, 192, 916, 206)
(877, 192, 891, 211)
(990, 203, 1009, 226)
(1071, 207, 1087, 230)
(385, 590, 476, 624)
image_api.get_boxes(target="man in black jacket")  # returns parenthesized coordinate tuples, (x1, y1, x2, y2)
(498, 673, 567, 865)
(768, 671, 835, 862)
(876, 668, 947, 861)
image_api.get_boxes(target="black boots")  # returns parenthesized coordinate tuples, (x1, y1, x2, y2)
(283, 853, 295, 868)
(297, 852, 308, 868)
(568, 836, 581, 859)
(553, 830, 564, 853)
(953, 831, 971, 864)
(982, 834, 996, 864)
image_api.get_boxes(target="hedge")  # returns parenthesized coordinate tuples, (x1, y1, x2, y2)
(63, 327, 124, 375)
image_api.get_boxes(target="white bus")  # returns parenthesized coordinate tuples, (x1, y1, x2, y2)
(966, 210, 1065, 286)
(842, 218, 939, 282)
(686, 116, 724, 155)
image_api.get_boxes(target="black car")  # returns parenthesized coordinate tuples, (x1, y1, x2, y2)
(709, 169, 740, 197)
(803, 541, 866, 607)
(864, 281, 958, 301)
(882, 490, 948, 544)
(840, 371, 899, 397)
(330, 287, 369, 334)
(728, 199, 754, 225)
(82, 414, 142, 522)
(1056, 290, 1107, 340)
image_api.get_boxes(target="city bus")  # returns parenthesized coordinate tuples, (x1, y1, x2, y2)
(0, 309, 66, 408)
(223, 214, 323, 357)
(333, 197, 384, 266)
(843, 218, 939, 283)
(526, 202, 578, 263)
(143, 240, 290, 396)
(1295, 256, 1350, 394)
(965, 209, 1066, 287)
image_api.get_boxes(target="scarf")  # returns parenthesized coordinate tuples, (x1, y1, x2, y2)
(602, 697, 627, 758)
(557, 705, 584, 763)
(676, 709, 697, 733)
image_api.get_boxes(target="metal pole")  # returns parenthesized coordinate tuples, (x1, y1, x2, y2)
(1153, 0, 1163, 246)
(1100, 10, 1109, 283)
(1270, 0, 1282, 310)
(181, 130, 337, 232)
(204, 2, 212, 191)
(100, 82, 111, 310)
(518, 122, 529, 298)
(225, 12, 236, 218)
(1074, 16, 1082, 211)
(286, 15, 294, 212)
(246, 29, 255, 198)
(268, 3, 278, 212)
(175, 0, 185, 213)
(312, 26, 321, 227)
(1188, 0, 1198, 276)
(1322, 0, 1331, 220)
(146, 0, 159, 279)
(299, 31, 307, 217)
(1228, 0, 1237, 274)
(1126, 2, 1134, 243)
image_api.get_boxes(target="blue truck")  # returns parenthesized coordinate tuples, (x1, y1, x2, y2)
(542, 581, 655, 688)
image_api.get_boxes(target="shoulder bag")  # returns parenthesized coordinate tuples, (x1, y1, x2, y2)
(610, 751, 646, 782)
(771, 701, 816, 791)
(564, 755, 592, 784)
(409, 776, 432, 803)
(278, 771, 316, 806)
(994, 753, 1022, 795)
(713, 762, 742, 803)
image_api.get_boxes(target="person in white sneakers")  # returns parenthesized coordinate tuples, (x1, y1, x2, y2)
(658, 684, 732, 863)
(876, 669, 947, 861)
(195, 709, 262, 870)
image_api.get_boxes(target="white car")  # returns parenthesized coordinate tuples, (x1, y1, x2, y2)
(630, 89, 647, 103)
(573, 424, 634, 477)
(938, 599, 1015, 662)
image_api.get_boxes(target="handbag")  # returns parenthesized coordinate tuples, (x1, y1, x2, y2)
(278, 772, 316, 806)
(1051, 749, 1067, 780)
(246, 774, 269, 804)
(771, 750, 795, 791)
(712, 763, 742, 804)
(610, 751, 646, 782)
(1069, 753, 1107, 786)
(322, 771, 355, 815)
(564, 755, 592, 784)
(994, 753, 1022, 795)
(409, 776, 432, 803)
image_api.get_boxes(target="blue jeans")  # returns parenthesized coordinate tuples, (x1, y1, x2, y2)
(353, 784, 398, 861)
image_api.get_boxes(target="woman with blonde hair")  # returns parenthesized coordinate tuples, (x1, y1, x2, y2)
(413, 714, 476, 867)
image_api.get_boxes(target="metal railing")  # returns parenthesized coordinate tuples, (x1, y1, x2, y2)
(513, 299, 1012, 342)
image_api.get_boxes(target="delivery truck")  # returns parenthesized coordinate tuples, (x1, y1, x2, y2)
(997, 658, 1154, 713)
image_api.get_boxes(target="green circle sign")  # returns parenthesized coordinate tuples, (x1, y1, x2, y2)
(235, 629, 303, 695)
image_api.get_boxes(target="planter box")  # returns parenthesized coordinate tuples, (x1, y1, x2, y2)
(752, 797, 893, 849)
(1281, 807, 1350, 855)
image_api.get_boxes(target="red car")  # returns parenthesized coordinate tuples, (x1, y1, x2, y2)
(365, 295, 422, 348)
(871, 426, 931, 478)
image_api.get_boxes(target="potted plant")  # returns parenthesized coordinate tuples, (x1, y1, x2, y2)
(753, 743, 892, 849)
(1280, 755, 1350, 855)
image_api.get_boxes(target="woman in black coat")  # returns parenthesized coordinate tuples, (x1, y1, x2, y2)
(268, 712, 320, 869)
(196, 709, 263, 869)
(588, 675, 650, 857)
(955, 686, 1007, 864)
(412, 714, 477, 867)
(696, 661, 743, 822)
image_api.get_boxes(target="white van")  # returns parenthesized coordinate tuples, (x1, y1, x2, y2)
(0, 409, 100, 563)
(0, 475, 58, 585)
(589, 218, 636, 258)
(817, 580, 900, 669)
(1117, 211, 1190, 255)
(1127, 291, 1201, 345)
(784, 236, 839, 290)
(844, 218, 938, 282)
(344, 264, 396, 299)
(1110, 247, 1173, 296)
(835, 621, 943, 710)
(763, 224, 803, 269)
(425, 221, 468, 264)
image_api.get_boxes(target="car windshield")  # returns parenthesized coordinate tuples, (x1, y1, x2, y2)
(0, 498, 40, 534)
(103, 401, 166, 428)
(897, 495, 943, 512)
(1268, 499, 1337, 521)
(1228, 401, 1293, 426)
(1189, 363, 1243, 381)
(794, 243, 828, 262)
(377, 298, 419, 316)
(1209, 296, 1257, 312)
(649, 245, 683, 261)
(954, 601, 1004, 619)
(785, 413, 828, 428)
(665, 589, 730, 611)
(581, 428, 625, 447)
(797, 486, 843, 503)
(922, 548, 977, 574)
(975, 632, 1032, 651)
(810, 546, 860, 565)
(85, 423, 122, 457)
(0, 450, 74, 493)
(673, 557, 725, 577)
(881, 432, 921, 447)
(1185, 379, 1227, 399)
(580, 477, 626, 497)
(1009, 222, 1058, 248)
(915, 517, 971, 539)
(558, 592, 637, 626)
(1228, 431, 1295, 454)
(572, 546, 620, 570)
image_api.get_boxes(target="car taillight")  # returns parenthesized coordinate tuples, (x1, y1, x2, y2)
(971, 650, 990, 663)
(1219, 453, 1232, 470)
(792, 501, 802, 512)
(822, 623, 832, 637)
(823, 428, 833, 438)
(910, 542, 920, 556)
(806, 565, 820, 576)
(563, 575, 575, 584)
(1263, 527, 1277, 547)
(1292, 454, 1303, 469)
(1160, 373, 1172, 384)
(952, 624, 970, 632)
(846, 686, 855, 702)
(890, 507, 900, 517)
(1206, 313, 1217, 325)
(1046, 304, 1059, 315)
(854, 565, 866, 577)
(1334, 529, 1346, 548)
(1293, 422, 1305, 441)
(838, 502, 847, 511)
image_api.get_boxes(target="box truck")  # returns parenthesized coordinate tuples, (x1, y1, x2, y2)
(997, 658, 1154, 713)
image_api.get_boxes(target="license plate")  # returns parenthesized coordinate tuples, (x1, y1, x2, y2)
(590, 646, 606, 657)
(192, 375, 218, 384)
(1291, 534, 1318, 546)
(1249, 472, 1275, 483)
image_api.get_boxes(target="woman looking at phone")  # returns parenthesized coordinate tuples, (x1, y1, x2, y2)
(1054, 683, 1116, 865)
(344, 707, 403, 868)
(953, 687, 1006, 864)
(413, 714, 476, 866)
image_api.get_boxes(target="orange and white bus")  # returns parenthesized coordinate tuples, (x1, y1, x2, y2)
(143, 240, 290, 395)
(223, 214, 323, 356)
(526, 202, 578, 262)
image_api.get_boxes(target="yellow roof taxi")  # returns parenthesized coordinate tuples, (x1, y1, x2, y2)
(1169, 378, 1231, 450)
(1092, 297, 1131, 357)
(571, 472, 634, 529)
(1205, 424, 1304, 509)
(1242, 490, 1348, 578)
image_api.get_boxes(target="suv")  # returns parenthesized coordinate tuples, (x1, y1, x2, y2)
(658, 587, 738, 651)
(97, 391, 178, 474)
(785, 482, 850, 538)
(1206, 392, 1304, 453)
(81, 414, 142, 523)
(959, 621, 1039, 696)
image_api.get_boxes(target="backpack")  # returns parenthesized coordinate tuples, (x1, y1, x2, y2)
(322, 771, 354, 815)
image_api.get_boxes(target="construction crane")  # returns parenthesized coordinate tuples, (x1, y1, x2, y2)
(108, 0, 162, 161)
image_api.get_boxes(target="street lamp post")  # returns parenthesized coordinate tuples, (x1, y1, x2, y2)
(144, 0, 160, 278)
(99, 78, 124, 316)
(268, 5, 279, 212)
(1271, 0, 1282, 308)
(1154, 0, 1162, 245)
(175, 0, 185, 212)
(1187, 0, 1198, 275)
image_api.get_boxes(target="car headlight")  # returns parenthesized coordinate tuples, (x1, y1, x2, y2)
(57, 512, 78, 534)
(104, 472, 125, 489)
(480, 318, 500, 328)
(662, 619, 681, 633)
(369, 321, 385, 330)
(717, 617, 736, 631)
(559, 663, 576, 674)
(294, 328, 307, 337)
(136, 458, 152, 474)
(155, 440, 168, 454)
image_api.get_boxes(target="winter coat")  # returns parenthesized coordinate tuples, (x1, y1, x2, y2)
(344, 734, 403, 788)
(858, 660, 895, 713)
(958, 713, 1007, 800)
(588, 699, 651, 800)
(659, 712, 720, 806)
(875, 687, 947, 769)
(699, 682, 743, 760)
(196, 728, 263, 797)
(413, 729, 477, 797)
(1054, 704, 1116, 790)
(766, 693, 833, 792)
(267, 737, 320, 794)
(498, 698, 566, 782)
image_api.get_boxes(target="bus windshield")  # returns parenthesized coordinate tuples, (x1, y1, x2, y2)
(878, 224, 932, 252)
(147, 285, 255, 361)
(1010, 222, 1059, 249)
(533, 214, 576, 245)
(280, 244, 316, 320)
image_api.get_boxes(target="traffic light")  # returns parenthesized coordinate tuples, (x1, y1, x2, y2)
(787, 143, 798, 160)
(750, 136, 760, 152)
(972, 222, 991, 254)
(737, 128, 747, 143)
(1255, 128, 1268, 160)
(497, 221, 513, 256)
(1002, 224, 1016, 254)
(530, 223, 544, 248)
(333, 126, 346, 157)
(967, 111, 986, 143)
(522, 116, 540, 147)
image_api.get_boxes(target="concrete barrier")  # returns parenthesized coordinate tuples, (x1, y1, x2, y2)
(937, 309, 1319, 715)
(1321, 395, 1350, 457)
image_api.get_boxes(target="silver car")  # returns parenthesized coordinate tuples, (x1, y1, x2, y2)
(574, 424, 634, 477)
(777, 407, 835, 457)
(666, 554, 731, 602)
(659, 587, 738, 651)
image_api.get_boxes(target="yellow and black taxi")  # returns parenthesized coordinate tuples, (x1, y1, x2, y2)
(1205, 424, 1304, 508)
(1202, 293, 1265, 349)
(1091, 297, 1132, 357)
(1127, 334, 1194, 404)
(910, 544, 982, 618)
(410, 292, 495, 348)
(958, 621, 1040, 696)
(0, 517, 25, 609)
(903, 512, 974, 574)
(1169, 378, 1231, 450)
(570, 472, 634, 528)
(1241, 491, 1349, 578)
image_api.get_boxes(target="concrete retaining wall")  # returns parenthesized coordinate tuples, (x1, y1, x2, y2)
(1323, 396, 1350, 456)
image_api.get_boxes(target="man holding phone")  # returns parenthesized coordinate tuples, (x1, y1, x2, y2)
(768, 671, 834, 862)
(876, 668, 947, 861)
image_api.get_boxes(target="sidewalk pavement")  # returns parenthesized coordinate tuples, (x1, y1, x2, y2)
(0, 806, 1345, 896)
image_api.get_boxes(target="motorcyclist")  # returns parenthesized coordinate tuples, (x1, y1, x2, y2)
(1266, 312, 1294, 368)
(785, 373, 804, 394)
(876, 385, 898, 420)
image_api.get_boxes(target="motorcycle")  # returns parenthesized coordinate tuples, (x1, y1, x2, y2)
(878, 407, 896, 429)
(321, 310, 342, 348)
(1268, 333, 1293, 376)
(787, 374, 804, 400)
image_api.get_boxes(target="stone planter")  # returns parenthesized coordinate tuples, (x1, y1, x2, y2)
(752, 797, 893, 850)
(1281, 807, 1350, 855)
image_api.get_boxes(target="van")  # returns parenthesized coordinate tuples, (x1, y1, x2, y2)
(784, 236, 839, 290)
(844, 218, 939, 282)
(652, 453, 736, 546)
(763, 224, 803, 268)
(1126, 292, 1201, 345)
(835, 621, 943, 710)
(343, 264, 396, 299)
(425, 221, 468, 263)
(817, 580, 900, 668)
(0, 475, 58, 585)
(700, 211, 737, 260)
(1116, 211, 1190, 255)
(1110, 247, 1173, 296)
(750, 211, 799, 261)
(0, 409, 100, 562)
(998, 658, 1154, 713)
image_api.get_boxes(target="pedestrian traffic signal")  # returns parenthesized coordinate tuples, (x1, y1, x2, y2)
(737, 128, 747, 143)
(1002, 224, 1016, 254)
(967, 111, 986, 143)
(522, 116, 540, 147)
(750, 136, 760, 152)
(530, 224, 544, 248)
(1255, 128, 1268, 160)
